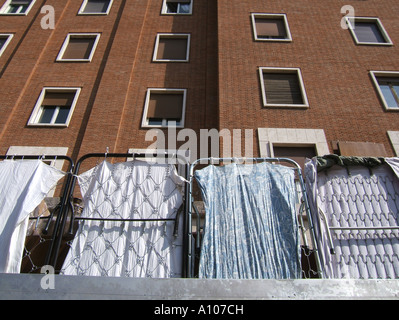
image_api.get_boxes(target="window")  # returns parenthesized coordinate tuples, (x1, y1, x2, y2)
(28, 88, 81, 127)
(142, 89, 186, 128)
(153, 34, 190, 62)
(346, 17, 393, 45)
(251, 13, 292, 41)
(273, 146, 317, 170)
(0, 0, 35, 15)
(0, 34, 13, 56)
(56, 33, 100, 62)
(78, 0, 113, 15)
(162, 0, 192, 15)
(258, 128, 330, 159)
(259, 67, 309, 108)
(370, 71, 399, 111)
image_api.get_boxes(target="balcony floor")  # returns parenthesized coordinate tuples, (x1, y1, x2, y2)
(0, 273, 398, 300)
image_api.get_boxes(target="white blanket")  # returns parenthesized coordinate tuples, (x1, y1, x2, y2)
(0, 160, 65, 273)
(61, 160, 186, 278)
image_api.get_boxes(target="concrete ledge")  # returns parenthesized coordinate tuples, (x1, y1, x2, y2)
(0, 273, 398, 300)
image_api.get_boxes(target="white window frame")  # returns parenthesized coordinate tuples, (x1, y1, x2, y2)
(27, 87, 81, 127)
(251, 13, 292, 42)
(0, 33, 13, 56)
(78, 0, 113, 15)
(258, 128, 330, 158)
(387, 131, 399, 156)
(370, 71, 399, 111)
(153, 33, 191, 63)
(161, 0, 193, 15)
(0, 0, 35, 15)
(56, 33, 101, 62)
(259, 67, 309, 108)
(141, 88, 187, 129)
(346, 17, 393, 46)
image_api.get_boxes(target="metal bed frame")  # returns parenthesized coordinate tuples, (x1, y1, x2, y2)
(0, 153, 324, 278)
(0, 152, 191, 276)
(62, 152, 191, 277)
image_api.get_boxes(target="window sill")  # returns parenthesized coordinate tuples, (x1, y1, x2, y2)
(161, 13, 193, 16)
(142, 124, 185, 129)
(255, 38, 292, 42)
(383, 107, 399, 112)
(27, 123, 69, 128)
(152, 59, 189, 63)
(354, 41, 393, 46)
(77, 13, 110, 16)
(56, 59, 92, 63)
(0, 13, 28, 16)
(263, 104, 309, 109)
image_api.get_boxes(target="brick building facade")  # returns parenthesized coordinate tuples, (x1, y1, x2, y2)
(0, 0, 398, 164)
(218, 0, 399, 162)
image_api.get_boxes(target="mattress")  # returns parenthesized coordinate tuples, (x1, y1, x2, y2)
(306, 160, 399, 279)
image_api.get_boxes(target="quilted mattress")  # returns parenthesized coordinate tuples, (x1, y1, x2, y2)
(306, 161, 399, 279)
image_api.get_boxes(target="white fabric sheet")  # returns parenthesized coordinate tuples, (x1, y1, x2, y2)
(0, 160, 65, 273)
(61, 160, 186, 278)
(386, 157, 399, 180)
(305, 158, 399, 279)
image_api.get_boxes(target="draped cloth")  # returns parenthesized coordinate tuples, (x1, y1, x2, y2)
(0, 160, 65, 273)
(195, 162, 301, 279)
(61, 160, 186, 278)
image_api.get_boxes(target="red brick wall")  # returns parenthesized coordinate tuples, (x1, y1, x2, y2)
(78, 0, 219, 157)
(0, 0, 125, 157)
(217, 0, 399, 156)
(0, 0, 218, 161)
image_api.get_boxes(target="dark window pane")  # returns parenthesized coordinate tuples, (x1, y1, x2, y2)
(157, 37, 188, 60)
(39, 106, 56, 123)
(148, 118, 164, 126)
(54, 107, 70, 124)
(380, 84, 398, 108)
(263, 73, 303, 104)
(179, 4, 190, 13)
(0, 37, 7, 49)
(354, 22, 385, 43)
(83, 0, 110, 13)
(166, 3, 178, 13)
(62, 37, 96, 60)
(7, 5, 20, 13)
(255, 18, 287, 39)
(7, 0, 31, 13)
